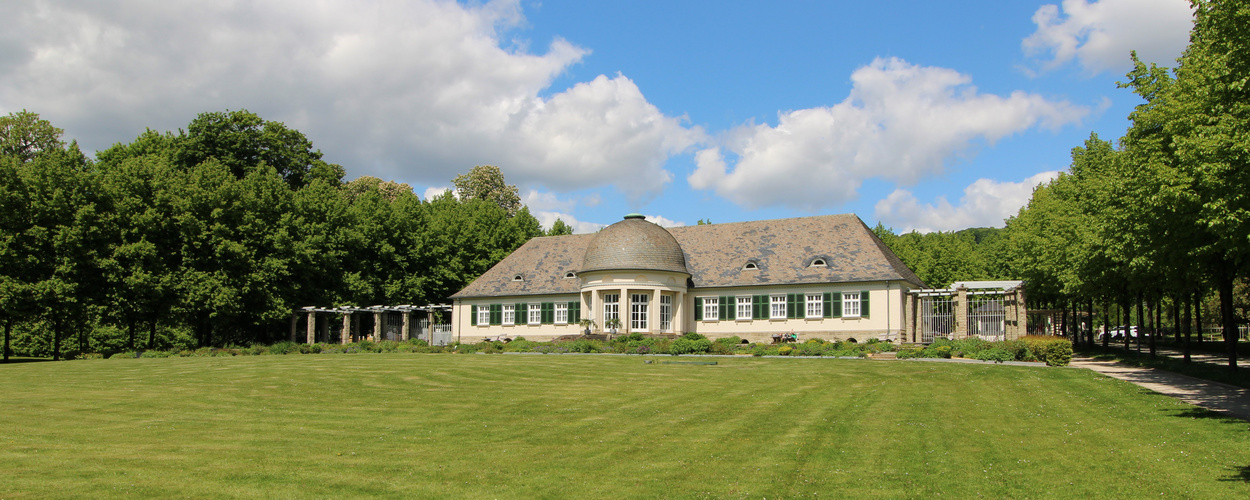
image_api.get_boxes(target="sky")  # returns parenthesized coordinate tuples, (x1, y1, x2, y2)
(0, 0, 1196, 233)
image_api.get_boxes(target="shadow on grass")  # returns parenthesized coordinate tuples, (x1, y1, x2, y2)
(1222, 464, 1250, 483)
(1163, 406, 1248, 424)
(0, 357, 54, 364)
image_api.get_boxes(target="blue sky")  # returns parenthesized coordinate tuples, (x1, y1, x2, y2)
(0, 0, 1195, 232)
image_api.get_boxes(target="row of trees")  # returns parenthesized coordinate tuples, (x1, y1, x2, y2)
(997, 1, 1246, 369)
(1, 110, 567, 360)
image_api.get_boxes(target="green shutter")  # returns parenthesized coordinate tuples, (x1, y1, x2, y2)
(695, 297, 703, 321)
(470, 305, 478, 326)
(786, 293, 796, 319)
(753, 295, 766, 320)
(542, 302, 554, 324)
(569, 301, 580, 323)
(832, 293, 843, 318)
(515, 303, 524, 324)
(823, 292, 832, 318)
(489, 304, 501, 325)
(860, 290, 870, 318)
(720, 296, 731, 321)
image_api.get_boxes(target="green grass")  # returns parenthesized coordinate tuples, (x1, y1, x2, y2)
(2, 355, 1248, 498)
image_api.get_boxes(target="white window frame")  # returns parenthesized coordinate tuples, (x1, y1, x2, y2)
(659, 294, 672, 332)
(477, 306, 490, 326)
(603, 294, 620, 324)
(630, 293, 649, 331)
(806, 293, 823, 319)
(843, 291, 861, 318)
(554, 302, 568, 324)
(737, 296, 752, 320)
(502, 304, 515, 325)
(528, 303, 542, 325)
(702, 297, 719, 321)
(770, 295, 787, 319)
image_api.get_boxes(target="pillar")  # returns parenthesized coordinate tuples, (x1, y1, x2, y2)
(427, 310, 435, 342)
(655, 288, 665, 332)
(954, 287, 969, 339)
(341, 312, 352, 345)
(401, 311, 410, 342)
(306, 311, 316, 344)
(373, 310, 382, 341)
(620, 287, 629, 334)
(673, 291, 685, 334)
(903, 292, 914, 344)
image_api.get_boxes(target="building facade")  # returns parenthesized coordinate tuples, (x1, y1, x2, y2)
(450, 214, 927, 344)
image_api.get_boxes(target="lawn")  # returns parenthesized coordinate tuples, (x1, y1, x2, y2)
(2, 354, 1247, 498)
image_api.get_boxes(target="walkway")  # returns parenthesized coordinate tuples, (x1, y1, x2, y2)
(1070, 356, 1250, 421)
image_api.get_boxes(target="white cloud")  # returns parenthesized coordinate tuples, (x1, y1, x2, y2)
(531, 210, 604, 234)
(644, 215, 685, 228)
(688, 58, 1087, 211)
(423, 186, 454, 201)
(1022, 0, 1193, 74)
(0, 0, 702, 200)
(873, 171, 1060, 233)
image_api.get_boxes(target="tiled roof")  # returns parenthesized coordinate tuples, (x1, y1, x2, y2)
(450, 214, 925, 299)
(581, 216, 688, 274)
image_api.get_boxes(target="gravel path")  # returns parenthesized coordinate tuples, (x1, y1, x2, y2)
(1071, 357, 1250, 421)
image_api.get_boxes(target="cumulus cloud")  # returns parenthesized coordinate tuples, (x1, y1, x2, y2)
(1022, 0, 1193, 74)
(643, 215, 685, 228)
(688, 58, 1087, 211)
(423, 186, 454, 201)
(522, 189, 604, 234)
(0, 0, 702, 200)
(873, 171, 1060, 233)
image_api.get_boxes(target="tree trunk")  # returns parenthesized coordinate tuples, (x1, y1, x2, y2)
(1123, 298, 1132, 353)
(1183, 294, 1192, 363)
(52, 317, 61, 361)
(1087, 300, 1095, 349)
(1102, 301, 1110, 352)
(1172, 295, 1181, 344)
(1217, 272, 1239, 372)
(1195, 291, 1204, 345)
(1148, 296, 1157, 358)
(148, 319, 157, 350)
(1135, 294, 1144, 355)
(3, 317, 10, 362)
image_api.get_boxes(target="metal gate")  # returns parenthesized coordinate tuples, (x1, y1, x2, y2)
(968, 294, 1006, 341)
(920, 296, 954, 343)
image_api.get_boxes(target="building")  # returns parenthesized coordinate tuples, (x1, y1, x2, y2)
(449, 213, 928, 344)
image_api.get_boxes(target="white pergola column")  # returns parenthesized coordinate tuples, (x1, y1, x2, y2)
(674, 291, 685, 334)
(620, 287, 629, 334)
(649, 290, 661, 333)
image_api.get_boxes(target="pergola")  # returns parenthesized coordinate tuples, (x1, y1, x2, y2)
(290, 304, 453, 344)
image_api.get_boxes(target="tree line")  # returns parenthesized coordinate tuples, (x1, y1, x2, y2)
(878, 1, 1248, 370)
(0, 110, 570, 360)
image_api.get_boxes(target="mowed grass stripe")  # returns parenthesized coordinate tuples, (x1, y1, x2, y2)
(1, 354, 1247, 498)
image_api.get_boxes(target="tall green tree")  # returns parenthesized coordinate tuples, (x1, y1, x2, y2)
(0, 110, 65, 163)
(452, 165, 521, 216)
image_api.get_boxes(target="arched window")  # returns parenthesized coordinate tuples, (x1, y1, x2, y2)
(564, 271, 576, 279)
(742, 261, 759, 270)
(810, 258, 827, 268)
(513, 274, 524, 282)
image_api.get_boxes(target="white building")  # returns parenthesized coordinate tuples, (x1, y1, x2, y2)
(450, 214, 927, 344)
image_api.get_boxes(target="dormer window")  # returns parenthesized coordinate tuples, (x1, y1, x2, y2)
(742, 262, 759, 271)
(564, 271, 576, 279)
(810, 259, 827, 268)
(513, 274, 524, 282)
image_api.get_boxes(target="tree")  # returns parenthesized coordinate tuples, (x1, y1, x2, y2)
(546, 218, 573, 236)
(176, 109, 339, 189)
(0, 110, 65, 163)
(452, 165, 521, 216)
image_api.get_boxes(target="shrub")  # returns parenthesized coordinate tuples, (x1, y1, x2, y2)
(777, 345, 793, 356)
(139, 350, 172, 358)
(681, 332, 708, 342)
(972, 348, 1014, 363)
(669, 338, 711, 355)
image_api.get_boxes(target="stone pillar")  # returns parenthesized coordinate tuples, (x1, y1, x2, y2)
(289, 313, 298, 342)
(903, 292, 914, 344)
(306, 311, 316, 344)
(401, 311, 410, 342)
(373, 310, 382, 341)
(1016, 288, 1028, 340)
(673, 291, 684, 334)
(954, 287, 969, 339)
(341, 312, 352, 345)
(427, 310, 435, 343)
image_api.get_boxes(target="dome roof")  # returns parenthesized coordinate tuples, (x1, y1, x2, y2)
(581, 214, 689, 274)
